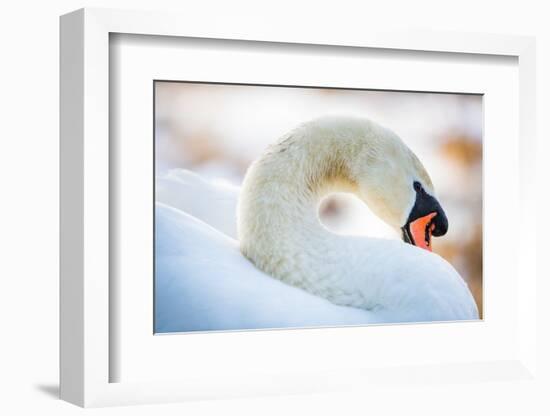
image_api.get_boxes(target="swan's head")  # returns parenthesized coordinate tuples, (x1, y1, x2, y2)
(349, 122, 448, 251)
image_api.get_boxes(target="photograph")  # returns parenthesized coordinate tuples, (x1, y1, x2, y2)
(153, 81, 483, 333)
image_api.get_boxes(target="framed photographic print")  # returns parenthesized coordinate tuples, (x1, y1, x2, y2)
(152, 81, 483, 334)
(60, 8, 538, 407)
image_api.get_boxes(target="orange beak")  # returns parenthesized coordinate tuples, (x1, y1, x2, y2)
(407, 212, 437, 252)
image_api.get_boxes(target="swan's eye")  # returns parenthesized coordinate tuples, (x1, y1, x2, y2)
(413, 181, 423, 192)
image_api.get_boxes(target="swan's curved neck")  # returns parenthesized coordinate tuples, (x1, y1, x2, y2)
(238, 118, 477, 321)
(238, 132, 375, 302)
(237, 120, 478, 320)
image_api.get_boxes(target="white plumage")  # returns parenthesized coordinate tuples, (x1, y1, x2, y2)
(156, 168, 239, 238)
(155, 116, 478, 333)
(155, 203, 376, 332)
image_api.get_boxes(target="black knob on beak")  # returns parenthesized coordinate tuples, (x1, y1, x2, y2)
(431, 206, 448, 237)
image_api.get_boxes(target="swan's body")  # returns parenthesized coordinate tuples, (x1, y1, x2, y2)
(238, 116, 478, 321)
(155, 203, 380, 332)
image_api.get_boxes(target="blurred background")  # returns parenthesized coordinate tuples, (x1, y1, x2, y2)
(155, 81, 483, 316)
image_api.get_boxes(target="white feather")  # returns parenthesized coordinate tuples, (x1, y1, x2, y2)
(155, 203, 377, 332)
(156, 168, 239, 238)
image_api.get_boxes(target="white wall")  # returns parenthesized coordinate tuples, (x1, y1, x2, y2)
(1, 1, 548, 414)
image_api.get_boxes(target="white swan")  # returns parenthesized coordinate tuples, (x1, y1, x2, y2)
(155, 116, 478, 332)
(238, 116, 478, 322)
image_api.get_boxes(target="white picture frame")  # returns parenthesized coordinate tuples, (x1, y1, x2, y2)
(60, 7, 537, 408)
